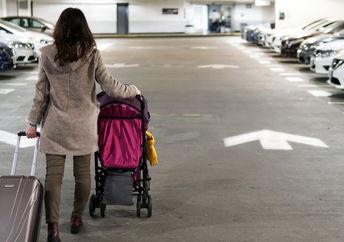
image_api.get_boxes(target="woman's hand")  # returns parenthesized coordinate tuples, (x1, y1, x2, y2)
(26, 124, 37, 138)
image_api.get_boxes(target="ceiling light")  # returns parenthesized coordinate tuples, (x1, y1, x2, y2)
(255, 0, 271, 6)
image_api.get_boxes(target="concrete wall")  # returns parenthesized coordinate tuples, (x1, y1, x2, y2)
(129, 0, 188, 33)
(231, 3, 274, 32)
(275, 0, 344, 29)
(5, 0, 18, 16)
(32, 0, 117, 34)
(29, 0, 188, 34)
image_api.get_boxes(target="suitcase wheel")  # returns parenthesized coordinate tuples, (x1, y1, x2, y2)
(100, 203, 106, 218)
(136, 195, 142, 218)
(89, 194, 96, 218)
(147, 195, 152, 217)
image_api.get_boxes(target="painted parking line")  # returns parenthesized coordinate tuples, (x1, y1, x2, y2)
(308, 90, 332, 97)
(328, 102, 344, 105)
(286, 77, 304, 82)
(192, 46, 217, 50)
(97, 43, 113, 51)
(298, 84, 317, 88)
(0, 83, 27, 86)
(0, 89, 14, 94)
(259, 61, 271, 65)
(198, 64, 240, 69)
(270, 68, 285, 72)
(249, 55, 261, 58)
(280, 72, 302, 76)
(105, 63, 140, 68)
(182, 114, 201, 117)
(25, 76, 37, 81)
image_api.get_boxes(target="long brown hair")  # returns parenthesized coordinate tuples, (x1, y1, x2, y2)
(53, 8, 95, 66)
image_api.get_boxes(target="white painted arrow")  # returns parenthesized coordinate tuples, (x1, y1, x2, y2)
(105, 63, 140, 68)
(198, 64, 240, 69)
(223, 130, 328, 150)
(0, 130, 37, 148)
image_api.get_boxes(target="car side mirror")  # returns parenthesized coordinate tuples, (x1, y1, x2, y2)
(41, 26, 47, 32)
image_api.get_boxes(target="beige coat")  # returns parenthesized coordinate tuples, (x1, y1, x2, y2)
(28, 44, 139, 155)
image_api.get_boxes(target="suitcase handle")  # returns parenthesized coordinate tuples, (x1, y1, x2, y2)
(11, 131, 41, 176)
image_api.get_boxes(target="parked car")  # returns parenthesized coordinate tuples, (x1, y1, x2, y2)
(298, 29, 344, 64)
(0, 41, 14, 72)
(242, 25, 259, 43)
(270, 18, 330, 53)
(278, 20, 344, 58)
(281, 20, 344, 58)
(310, 39, 344, 74)
(0, 19, 53, 57)
(271, 18, 336, 54)
(328, 51, 344, 88)
(258, 23, 275, 47)
(0, 33, 37, 64)
(1, 16, 54, 36)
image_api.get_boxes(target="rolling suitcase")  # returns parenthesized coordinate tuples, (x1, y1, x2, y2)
(0, 131, 43, 242)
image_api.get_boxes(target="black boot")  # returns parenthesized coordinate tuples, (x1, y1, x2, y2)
(47, 222, 61, 242)
(70, 216, 83, 234)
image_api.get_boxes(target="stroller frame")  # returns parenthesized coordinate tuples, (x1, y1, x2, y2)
(89, 95, 152, 218)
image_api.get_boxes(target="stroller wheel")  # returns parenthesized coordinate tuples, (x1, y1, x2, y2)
(100, 203, 106, 218)
(89, 194, 96, 218)
(147, 195, 152, 217)
(136, 195, 142, 218)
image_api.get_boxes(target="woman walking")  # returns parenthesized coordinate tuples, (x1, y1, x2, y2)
(26, 8, 141, 242)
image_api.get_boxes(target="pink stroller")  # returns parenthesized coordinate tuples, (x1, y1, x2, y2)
(89, 91, 152, 218)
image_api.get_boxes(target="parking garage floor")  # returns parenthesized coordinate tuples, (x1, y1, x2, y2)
(1, 36, 344, 242)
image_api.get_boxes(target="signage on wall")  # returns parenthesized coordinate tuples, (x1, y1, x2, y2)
(162, 8, 179, 15)
(279, 11, 285, 20)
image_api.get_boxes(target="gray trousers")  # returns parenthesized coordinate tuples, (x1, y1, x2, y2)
(44, 154, 91, 223)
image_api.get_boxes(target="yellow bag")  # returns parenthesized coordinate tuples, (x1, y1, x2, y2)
(146, 131, 158, 166)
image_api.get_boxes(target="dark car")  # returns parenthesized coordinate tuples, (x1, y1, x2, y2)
(1, 16, 54, 36)
(0, 41, 14, 72)
(280, 20, 344, 58)
(297, 30, 344, 64)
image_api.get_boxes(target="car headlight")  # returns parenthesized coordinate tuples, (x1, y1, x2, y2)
(40, 39, 52, 44)
(9, 41, 26, 49)
(332, 58, 344, 69)
(27, 43, 35, 50)
(316, 50, 341, 58)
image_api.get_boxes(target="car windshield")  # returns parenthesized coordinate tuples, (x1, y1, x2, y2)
(38, 18, 54, 29)
(0, 20, 27, 32)
(302, 19, 327, 30)
(322, 21, 344, 34)
(315, 21, 337, 31)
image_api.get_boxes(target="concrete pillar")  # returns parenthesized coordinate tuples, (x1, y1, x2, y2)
(0, 0, 7, 17)
(275, 0, 344, 29)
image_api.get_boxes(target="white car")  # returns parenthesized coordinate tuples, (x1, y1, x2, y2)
(257, 23, 274, 46)
(271, 19, 334, 54)
(0, 19, 52, 57)
(310, 39, 344, 74)
(0, 33, 36, 64)
(328, 51, 344, 88)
